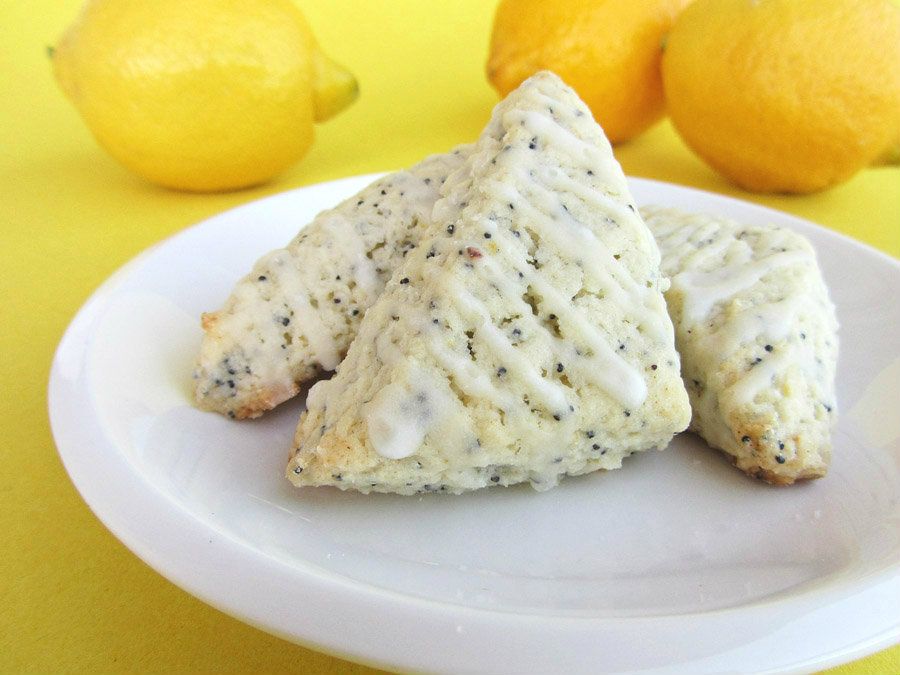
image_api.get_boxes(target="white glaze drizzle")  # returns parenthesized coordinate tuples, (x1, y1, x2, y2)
(647, 207, 823, 406)
(526, 274, 648, 409)
(488, 178, 659, 328)
(266, 253, 341, 370)
(505, 110, 604, 164)
(488, 165, 669, 343)
(699, 296, 801, 356)
(672, 250, 809, 327)
(364, 380, 422, 460)
(725, 349, 790, 406)
(426, 331, 516, 411)
(320, 213, 380, 299)
(459, 234, 648, 410)
(448, 108, 663, 410)
(450, 285, 570, 413)
(363, 363, 459, 460)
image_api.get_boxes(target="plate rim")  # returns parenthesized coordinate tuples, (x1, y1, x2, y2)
(48, 174, 900, 674)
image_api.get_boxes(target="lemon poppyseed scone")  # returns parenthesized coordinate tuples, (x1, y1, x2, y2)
(193, 148, 470, 419)
(642, 206, 839, 485)
(287, 72, 691, 495)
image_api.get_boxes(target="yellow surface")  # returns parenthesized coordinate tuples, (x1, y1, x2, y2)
(1, 1, 897, 672)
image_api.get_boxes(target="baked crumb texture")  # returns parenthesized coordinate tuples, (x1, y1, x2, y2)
(193, 148, 471, 419)
(642, 206, 838, 485)
(288, 72, 690, 495)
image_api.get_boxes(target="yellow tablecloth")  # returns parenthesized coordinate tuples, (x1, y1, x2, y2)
(2, 1, 897, 672)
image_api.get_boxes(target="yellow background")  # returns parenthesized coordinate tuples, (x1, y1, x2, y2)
(2, 1, 898, 672)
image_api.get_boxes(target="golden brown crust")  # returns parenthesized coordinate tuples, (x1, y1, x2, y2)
(200, 311, 219, 332)
(727, 415, 828, 485)
(689, 414, 829, 486)
(288, 416, 379, 483)
(193, 379, 299, 419)
(733, 458, 826, 486)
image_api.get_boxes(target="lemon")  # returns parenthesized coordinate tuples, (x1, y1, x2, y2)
(662, 0, 900, 193)
(52, 0, 358, 192)
(487, 0, 694, 144)
(875, 137, 900, 165)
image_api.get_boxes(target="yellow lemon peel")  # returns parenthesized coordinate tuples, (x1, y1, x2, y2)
(52, 0, 357, 192)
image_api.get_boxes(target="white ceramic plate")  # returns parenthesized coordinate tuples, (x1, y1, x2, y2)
(49, 175, 900, 674)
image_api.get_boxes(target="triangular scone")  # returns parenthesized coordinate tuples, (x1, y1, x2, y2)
(193, 148, 470, 419)
(642, 206, 838, 485)
(287, 72, 690, 495)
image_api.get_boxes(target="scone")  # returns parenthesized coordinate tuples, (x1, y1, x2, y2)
(193, 147, 470, 419)
(287, 72, 691, 495)
(642, 206, 839, 485)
